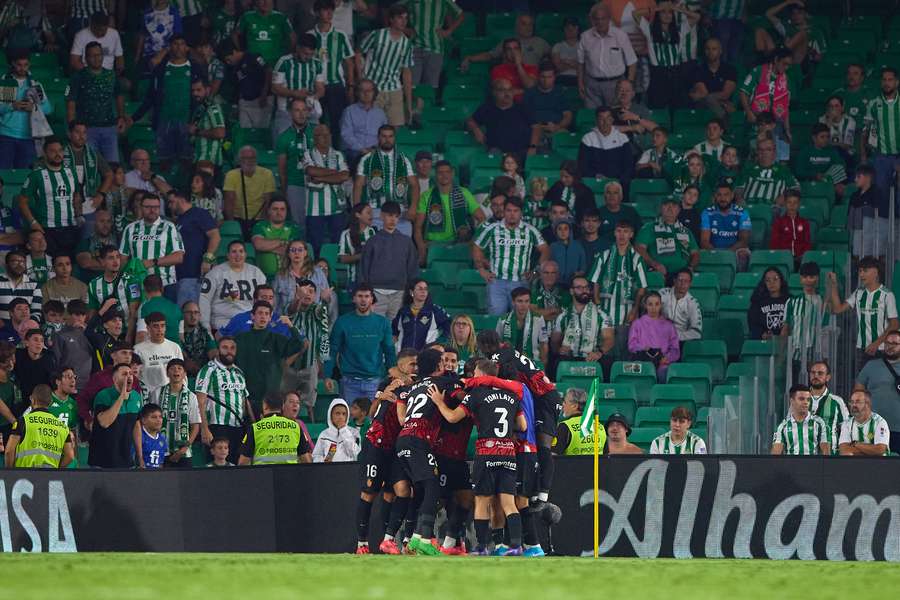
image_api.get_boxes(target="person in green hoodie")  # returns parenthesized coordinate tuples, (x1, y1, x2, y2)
(234, 301, 306, 416)
(323, 284, 396, 402)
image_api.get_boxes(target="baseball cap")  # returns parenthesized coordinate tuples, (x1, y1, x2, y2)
(414, 151, 433, 162)
(605, 412, 632, 435)
(661, 195, 680, 205)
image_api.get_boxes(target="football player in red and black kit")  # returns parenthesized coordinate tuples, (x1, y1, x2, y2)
(476, 330, 562, 507)
(384, 348, 463, 556)
(356, 349, 417, 554)
(431, 358, 527, 555)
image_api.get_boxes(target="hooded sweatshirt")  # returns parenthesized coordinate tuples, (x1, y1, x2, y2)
(312, 398, 360, 463)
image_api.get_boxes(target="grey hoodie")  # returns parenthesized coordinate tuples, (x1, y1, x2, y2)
(312, 398, 360, 462)
(51, 325, 93, 390)
(359, 228, 419, 291)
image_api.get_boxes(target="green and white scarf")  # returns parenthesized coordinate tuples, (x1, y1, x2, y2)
(561, 186, 576, 212)
(596, 247, 639, 304)
(63, 143, 100, 198)
(561, 303, 602, 357)
(424, 185, 470, 237)
(364, 149, 410, 205)
(499, 311, 534, 353)
(158, 383, 194, 455)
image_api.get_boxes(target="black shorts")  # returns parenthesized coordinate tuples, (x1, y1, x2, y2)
(393, 435, 438, 484)
(516, 452, 539, 498)
(359, 438, 394, 494)
(471, 454, 517, 496)
(534, 390, 563, 436)
(436, 455, 471, 496)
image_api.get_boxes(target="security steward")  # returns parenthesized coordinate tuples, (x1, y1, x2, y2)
(5, 384, 74, 469)
(239, 393, 312, 465)
(551, 387, 607, 455)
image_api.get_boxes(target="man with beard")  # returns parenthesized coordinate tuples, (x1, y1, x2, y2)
(0, 251, 42, 321)
(17, 137, 81, 259)
(87, 245, 141, 342)
(76, 342, 138, 429)
(552, 275, 616, 385)
(854, 329, 900, 454)
(861, 67, 900, 212)
(807, 360, 848, 455)
(62, 121, 113, 234)
(196, 336, 251, 464)
(838, 390, 891, 456)
(276, 99, 315, 231)
(353, 125, 419, 236)
(75, 209, 119, 281)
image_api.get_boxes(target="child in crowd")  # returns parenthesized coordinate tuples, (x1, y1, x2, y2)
(499, 153, 526, 199)
(206, 437, 234, 467)
(678, 185, 702, 242)
(312, 398, 360, 463)
(41, 300, 65, 345)
(636, 127, 683, 182)
(550, 217, 586, 287)
(134, 403, 168, 469)
(770, 190, 811, 266)
(349, 397, 371, 440)
(525, 176, 550, 230)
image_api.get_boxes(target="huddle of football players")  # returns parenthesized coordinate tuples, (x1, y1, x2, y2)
(354, 330, 562, 556)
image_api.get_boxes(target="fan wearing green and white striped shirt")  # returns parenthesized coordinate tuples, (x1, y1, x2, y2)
(406, 0, 464, 89)
(359, 4, 414, 126)
(302, 123, 351, 252)
(783, 262, 828, 365)
(196, 338, 250, 465)
(807, 361, 848, 456)
(634, 3, 699, 109)
(271, 33, 326, 140)
(828, 257, 899, 359)
(771, 384, 830, 456)
(189, 79, 227, 167)
(691, 118, 727, 162)
(310, 0, 356, 141)
(119, 195, 186, 290)
(588, 221, 647, 326)
(838, 390, 890, 456)
(734, 138, 799, 207)
(861, 68, 900, 210)
(649, 406, 707, 454)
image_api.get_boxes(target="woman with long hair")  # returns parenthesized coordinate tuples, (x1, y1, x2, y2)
(272, 240, 332, 317)
(672, 152, 714, 206)
(391, 278, 451, 352)
(190, 170, 224, 223)
(628, 290, 680, 381)
(748, 267, 789, 340)
(443, 314, 477, 374)
(338, 203, 376, 286)
(634, 2, 700, 109)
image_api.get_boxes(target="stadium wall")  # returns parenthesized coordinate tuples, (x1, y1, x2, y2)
(0, 457, 897, 560)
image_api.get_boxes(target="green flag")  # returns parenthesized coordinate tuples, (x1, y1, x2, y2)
(580, 378, 598, 437)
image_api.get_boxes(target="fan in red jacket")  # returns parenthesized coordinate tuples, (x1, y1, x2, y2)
(769, 191, 811, 262)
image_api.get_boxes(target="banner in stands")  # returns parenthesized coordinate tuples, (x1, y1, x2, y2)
(0, 457, 897, 560)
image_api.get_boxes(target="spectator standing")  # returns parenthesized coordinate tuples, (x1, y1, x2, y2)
(309, 0, 355, 139)
(700, 183, 752, 271)
(4, 299, 38, 347)
(463, 13, 549, 69)
(189, 78, 227, 171)
(220, 39, 273, 129)
(628, 291, 680, 381)
(0, 250, 42, 321)
(199, 240, 266, 332)
(14, 329, 56, 403)
(189, 171, 224, 224)
(303, 123, 351, 252)
(589, 221, 647, 327)
(0, 49, 53, 169)
(0, 341, 20, 424)
(24, 229, 52, 286)
(551, 16, 581, 86)
(86, 246, 141, 342)
(41, 255, 88, 306)
(848, 165, 887, 258)
(748, 267, 789, 340)
(285, 278, 330, 420)
(251, 196, 301, 280)
(467, 79, 541, 163)
(550, 216, 586, 287)
(119, 194, 185, 301)
(17, 137, 79, 259)
(223, 146, 277, 236)
(359, 3, 414, 127)
(473, 197, 550, 316)
(323, 284, 396, 401)
(496, 286, 547, 364)
(819, 95, 856, 165)
(525, 63, 573, 152)
(861, 67, 900, 215)
(196, 337, 249, 463)
(339, 80, 388, 165)
(770, 190, 811, 262)
(838, 390, 890, 457)
(88, 363, 142, 468)
(659, 268, 702, 343)
(62, 121, 113, 231)
(551, 275, 615, 378)
(70, 11, 124, 74)
(352, 125, 419, 236)
(338, 203, 376, 286)
(578, 210, 604, 270)
(807, 360, 848, 455)
(832, 63, 868, 124)
(167, 188, 220, 307)
(136, 0, 182, 75)
(635, 197, 700, 276)
(545, 162, 593, 225)
(783, 262, 827, 372)
(234, 0, 296, 68)
(271, 33, 326, 139)
(406, 0, 464, 90)
(771, 384, 829, 455)
(577, 3, 637, 109)
(596, 181, 641, 252)
(828, 256, 899, 366)
(48, 367, 79, 436)
(50, 301, 93, 388)
(312, 398, 360, 462)
(132, 35, 206, 175)
(577, 107, 633, 186)
(415, 160, 484, 251)
(633, 2, 699, 110)
(270, 241, 333, 317)
(359, 201, 420, 320)
(135, 275, 183, 344)
(133, 312, 184, 399)
(686, 37, 737, 120)
(854, 330, 900, 453)
(738, 48, 793, 158)
(154, 358, 200, 468)
(392, 279, 451, 352)
(181, 301, 217, 377)
(65, 41, 127, 163)
(490, 38, 538, 102)
(275, 99, 315, 232)
(710, 0, 746, 64)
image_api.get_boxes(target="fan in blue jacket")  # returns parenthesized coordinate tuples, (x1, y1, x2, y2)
(391, 279, 451, 351)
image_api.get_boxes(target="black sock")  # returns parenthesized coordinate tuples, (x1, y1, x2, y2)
(380, 497, 393, 532)
(386, 496, 410, 537)
(475, 519, 491, 548)
(492, 528, 505, 545)
(538, 445, 554, 495)
(522, 507, 539, 546)
(356, 498, 373, 543)
(506, 513, 523, 547)
(447, 503, 468, 543)
(415, 479, 441, 538)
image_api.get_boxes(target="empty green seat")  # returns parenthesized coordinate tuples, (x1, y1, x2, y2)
(692, 288, 720, 318)
(635, 406, 672, 428)
(432, 290, 481, 313)
(526, 154, 561, 172)
(691, 271, 720, 292)
(593, 383, 638, 424)
(318, 243, 340, 270)
(395, 128, 442, 152)
(597, 399, 636, 425)
(649, 384, 696, 413)
(645, 270, 665, 291)
(557, 361, 603, 388)
(629, 427, 667, 451)
(420, 266, 455, 291)
(610, 361, 658, 405)
(469, 314, 499, 332)
(711, 384, 740, 408)
(732, 272, 760, 294)
(629, 178, 671, 202)
(701, 318, 745, 359)
(741, 339, 774, 360)
(749, 250, 794, 276)
(457, 268, 487, 297)
(697, 250, 737, 292)
(814, 229, 850, 252)
(682, 340, 727, 382)
(427, 244, 472, 267)
(666, 363, 712, 406)
(723, 363, 754, 386)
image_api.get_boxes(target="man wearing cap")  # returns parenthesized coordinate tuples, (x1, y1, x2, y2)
(415, 161, 485, 260)
(635, 197, 700, 277)
(606, 412, 642, 454)
(413, 151, 434, 194)
(552, 387, 607, 455)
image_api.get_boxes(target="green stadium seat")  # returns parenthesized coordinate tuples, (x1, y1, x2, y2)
(469, 151, 506, 172)
(749, 250, 794, 276)
(395, 128, 442, 153)
(673, 108, 715, 132)
(413, 84, 436, 106)
(553, 132, 581, 154)
(583, 177, 617, 196)
(594, 383, 638, 424)
(610, 361, 658, 405)
(427, 244, 472, 267)
(629, 427, 666, 451)
(815, 228, 850, 252)
(649, 384, 696, 413)
(692, 288, 720, 318)
(307, 422, 328, 441)
(470, 314, 499, 333)
(557, 361, 603, 389)
(740, 339, 774, 361)
(420, 266, 454, 291)
(716, 294, 750, 335)
(526, 154, 563, 174)
(723, 362, 754, 386)
(648, 108, 671, 129)
(218, 220, 243, 240)
(697, 250, 737, 292)
(800, 179, 835, 203)
(666, 363, 712, 406)
(635, 406, 672, 428)
(243, 243, 256, 264)
(422, 105, 469, 133)
(457, 268, 487, 298)
(645, 270, 665, 291)
(747, 203, 772, 248)
(318, 243, 340, 272)
(691, 271, 720, 292)
(597, 399, 636, 425)
(701, 318, 745, 359)
(575, 107, 596, 130)
(711, 384, 740, 408)
(731, 272, 760, 294)
(682, 340, 728, 382)
(629, 178, 671, 202)
(432, 290, 482, 313)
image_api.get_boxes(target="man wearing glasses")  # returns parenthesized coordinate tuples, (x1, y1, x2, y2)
(119, 194, 185, 302)
(223, 146, 277, 239)
(124, 149, 173, 208)
(855, 330, 900, 455)
(808, 360, 848, 455)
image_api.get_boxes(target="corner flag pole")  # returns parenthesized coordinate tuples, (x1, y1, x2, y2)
(593, 413, 599, 559)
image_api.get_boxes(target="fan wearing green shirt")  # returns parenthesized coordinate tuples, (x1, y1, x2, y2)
(404, 0, 465, 89)
(251, 196, 301, 279)
(233, 0, 296, 68)
(415, 161, 485, 259)
(792, 123, 847, 199)
(135, 275, 183, 345)
(276, 98, 315, 233)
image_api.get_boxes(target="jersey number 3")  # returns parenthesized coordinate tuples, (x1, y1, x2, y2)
(494, 407, 509, 437)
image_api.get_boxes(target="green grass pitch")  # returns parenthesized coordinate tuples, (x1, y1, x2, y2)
(5, 553, 898, 599)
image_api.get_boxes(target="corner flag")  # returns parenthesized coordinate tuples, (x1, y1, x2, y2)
(580, 379, 599, 437)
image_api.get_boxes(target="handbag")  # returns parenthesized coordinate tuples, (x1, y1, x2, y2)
(882, 358, 900, 395)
